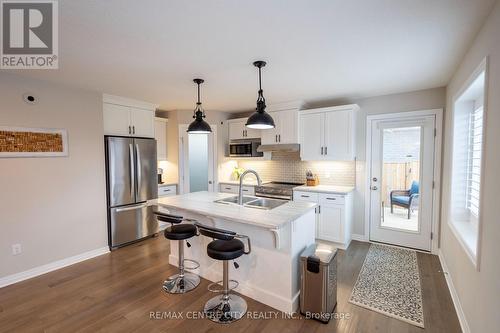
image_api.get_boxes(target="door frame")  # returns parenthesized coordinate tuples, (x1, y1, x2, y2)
(364, 109, 443, 254)
(178, 124, 218, 194)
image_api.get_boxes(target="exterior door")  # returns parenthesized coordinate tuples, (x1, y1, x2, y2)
(369, 115, 435, 251)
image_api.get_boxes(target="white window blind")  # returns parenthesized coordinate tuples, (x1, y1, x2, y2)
(466, 106, 483, 217)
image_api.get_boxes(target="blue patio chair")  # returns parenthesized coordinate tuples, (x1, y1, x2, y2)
(390, 181, 419, 219)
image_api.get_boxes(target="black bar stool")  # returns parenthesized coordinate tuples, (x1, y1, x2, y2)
(195, 223, 251, 324)
(154, 211, 200, 294)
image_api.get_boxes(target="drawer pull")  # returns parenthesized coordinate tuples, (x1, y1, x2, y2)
(242, 189, 248, 192)
(326, 197, 336, 200)
(163, 189, 171, 192)
(301, 195, 310, 198)
(225, 187, 231, 190)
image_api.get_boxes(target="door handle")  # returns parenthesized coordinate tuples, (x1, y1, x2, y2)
(275, 134, 278, 142)
(128, 126, 131, 135)
(278, 134, 281, 142)
(371, 186, 378, 190)
(135, 144, 141, 195)
(115, 203, 148, 212)
(133, 126, 136, 135)
(129, 144, 135, 198)
(325, 146, 327, 155)
(321, 147, 324, 155)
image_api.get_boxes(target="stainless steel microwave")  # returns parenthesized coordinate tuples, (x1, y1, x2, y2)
(229, 139, 263, 157)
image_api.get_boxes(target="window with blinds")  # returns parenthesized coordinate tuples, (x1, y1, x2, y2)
(466, 106, 483, 217)
(449, 62, 486, 266)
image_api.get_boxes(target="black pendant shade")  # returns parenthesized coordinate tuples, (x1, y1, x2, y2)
(187, 78, 212, 134)
(246, 61, 275, 129)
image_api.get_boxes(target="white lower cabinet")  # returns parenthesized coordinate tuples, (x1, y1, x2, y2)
(318, 204, 343, 243)
(158, 185, 177, 197)
(293, 190, 353, 249)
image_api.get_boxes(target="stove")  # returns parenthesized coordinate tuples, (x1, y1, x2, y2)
(254, 181, 304, 201)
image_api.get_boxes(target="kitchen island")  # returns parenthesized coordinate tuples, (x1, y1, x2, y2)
(153, 191, 317, 313)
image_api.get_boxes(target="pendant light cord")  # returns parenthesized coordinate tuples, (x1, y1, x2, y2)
(197, 81, 201, 105)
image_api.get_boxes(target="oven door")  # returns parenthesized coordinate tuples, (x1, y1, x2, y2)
(229, 142, 253, 157)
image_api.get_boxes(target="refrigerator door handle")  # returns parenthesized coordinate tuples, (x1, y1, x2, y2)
(135, 143, 141, 196)
(115, 203, 148, 212)
(129, 143, 135, 199)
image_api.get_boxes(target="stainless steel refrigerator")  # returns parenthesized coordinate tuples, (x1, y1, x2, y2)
(105, 136, 158, 249)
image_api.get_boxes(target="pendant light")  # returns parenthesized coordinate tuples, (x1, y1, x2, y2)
(246, 60, 275, 129)
(187, 78, 212, 134)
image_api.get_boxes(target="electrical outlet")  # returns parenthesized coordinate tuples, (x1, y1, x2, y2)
(12, 244, 22, 255)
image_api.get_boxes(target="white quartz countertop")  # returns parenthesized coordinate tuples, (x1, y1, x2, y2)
(153, 191, 317, 229)
(293, 185, 355, 194)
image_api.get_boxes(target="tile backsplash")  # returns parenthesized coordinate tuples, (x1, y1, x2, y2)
(230, 152, 356, 186)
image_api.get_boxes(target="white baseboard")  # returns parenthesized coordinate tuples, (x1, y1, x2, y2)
(438, 249, 470, 333)
(0, 246, 110, 288)
(351, 233, 368, 242)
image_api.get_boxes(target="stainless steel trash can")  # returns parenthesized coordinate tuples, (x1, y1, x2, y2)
(299, 243, 337, 323)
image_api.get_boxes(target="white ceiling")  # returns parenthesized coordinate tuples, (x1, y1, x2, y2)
(5, 0, 496, 112)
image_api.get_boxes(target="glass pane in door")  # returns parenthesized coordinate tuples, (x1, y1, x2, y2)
(188, 134, 208, 192)
(380, 126, 421, 232)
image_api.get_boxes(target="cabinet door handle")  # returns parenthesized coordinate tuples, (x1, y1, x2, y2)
(325, 146, 327, 155)
(128, 126, 131, 134)
(321, 147, 324, 155)
(132, 126, 135, 135)
(278, 134, 281, 142)
(275, 134, 278, 142)
(318, 205, 321, 214)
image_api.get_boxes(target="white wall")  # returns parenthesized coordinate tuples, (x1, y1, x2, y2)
(440, 1, 500, 332)
(0, 73, 108, 278)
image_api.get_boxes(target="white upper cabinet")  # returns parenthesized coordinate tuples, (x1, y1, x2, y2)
(324, 109, 354, 160)
(103, 103, 131, 136)
(130, 107, 155, 137)
(299, 104, 358, 161)
(154, 117, 168, 160)
(102, 94, 157, 138)
(299, 112, 323, 160)
(228, 118, 261, 140)
(261, 101, 303, 145)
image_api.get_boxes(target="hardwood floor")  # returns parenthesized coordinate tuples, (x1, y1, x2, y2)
(0, 237, 461, 333)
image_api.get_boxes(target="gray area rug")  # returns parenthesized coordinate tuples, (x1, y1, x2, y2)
(349, 243, 424, 328)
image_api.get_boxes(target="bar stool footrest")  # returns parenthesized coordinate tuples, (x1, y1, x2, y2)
(207, 280, 239, 293)
(183, 259, 200, 270)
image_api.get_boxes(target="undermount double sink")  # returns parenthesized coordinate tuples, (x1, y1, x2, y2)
(214, 195, 287, 210)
